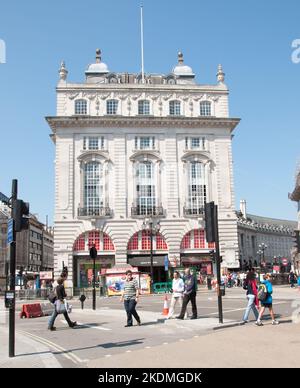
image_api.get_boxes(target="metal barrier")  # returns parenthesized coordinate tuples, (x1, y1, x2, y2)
(153, 282, 172, 294)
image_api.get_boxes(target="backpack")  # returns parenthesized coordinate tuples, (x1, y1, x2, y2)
(242, 279, 248, 290)
(48, 288, 57, 304)
(257, 283, 268, 301)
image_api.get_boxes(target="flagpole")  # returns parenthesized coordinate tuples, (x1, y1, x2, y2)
(140, 5, 145, 84)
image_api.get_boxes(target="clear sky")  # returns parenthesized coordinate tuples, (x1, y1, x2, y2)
(0, 0, 299, 225)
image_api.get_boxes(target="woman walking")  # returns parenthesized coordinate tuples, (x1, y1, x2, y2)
(48, 277, 77, 331)
(242, 268, 259, 323)
(255, 274, 279, 326)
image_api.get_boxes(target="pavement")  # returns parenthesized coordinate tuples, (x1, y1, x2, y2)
(0, 285, 299, 368)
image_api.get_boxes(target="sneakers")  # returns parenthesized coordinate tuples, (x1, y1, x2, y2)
(137, 321, 141, 326)
(124, 324, 133, 327)
(190, 316, 197, 320)
(48, 327, 56, 331)
(69, 321, 77, 328)
(272, 320, 279, 325)
(242, 320, 249, 324)
(176, 316, 184, 320)
(255, 320, 263, 326)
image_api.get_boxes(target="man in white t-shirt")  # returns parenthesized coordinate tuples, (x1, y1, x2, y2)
(167, 271, 185, 319)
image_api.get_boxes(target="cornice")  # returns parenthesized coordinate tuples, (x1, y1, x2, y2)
(46, 116, 240, 133)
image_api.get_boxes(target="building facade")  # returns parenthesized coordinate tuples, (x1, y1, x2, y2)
(237, 200, 297, 271)
(0, 201, 54, 288)
(47, 50, 240, 289)
(289, 169, 300, 273)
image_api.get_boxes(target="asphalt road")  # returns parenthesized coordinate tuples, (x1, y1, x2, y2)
(1, 286, 298, 368)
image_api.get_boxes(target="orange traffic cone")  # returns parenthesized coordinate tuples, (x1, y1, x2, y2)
(162, 294, 169, 316)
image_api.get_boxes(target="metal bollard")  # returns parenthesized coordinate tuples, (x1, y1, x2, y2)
(79, 294, 86, 310)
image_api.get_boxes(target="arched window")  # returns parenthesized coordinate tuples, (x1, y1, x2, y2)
(75, 99, 87, 115)
(200, 101, 211, 116)
(136, 161, 155, 215)
(84, 162, 103, 215)
(138, 100, 150, 115)
(169, 100, 181, 116)
(187, 162, 206, 215)
(106, 99, 118, 115)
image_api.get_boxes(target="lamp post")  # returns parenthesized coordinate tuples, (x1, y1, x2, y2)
(142, 217, 160, 292)
(257, 243, 267, 272)
(89, 244, 97, 310)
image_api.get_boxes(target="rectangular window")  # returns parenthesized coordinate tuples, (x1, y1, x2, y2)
(88, 137, 99, 150)
(83, 136, 105, 150)
(140, 137, 151, 149)
(138, 100, 150, 115)
(106, 100, 118, 115)
(169, 101, 181, 116)
(135, 136, 156, 150)
(191, 137, 200, 149)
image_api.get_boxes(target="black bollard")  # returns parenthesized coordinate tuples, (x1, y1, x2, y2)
(79, 294, 86, 310)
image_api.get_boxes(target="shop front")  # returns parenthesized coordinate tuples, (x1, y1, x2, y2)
(74, 255, 115, 288)
(127, 255, 168, 283)
(180, 254, 213, 283)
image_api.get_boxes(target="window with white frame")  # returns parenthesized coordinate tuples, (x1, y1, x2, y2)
(134, 136, 155, 150)
(138, 100, 150, 115)
(75, 99, 87, 115)
(200, 101, 211, 116)
(83, 136, 105, 150)
(185, 137, 206, 150)
(169, 100, 181, 116)
(106, 99, 118, 115)
(84, 162, 103, 212)
(136, 161, 156, 215)
(187, 162, 206, 214)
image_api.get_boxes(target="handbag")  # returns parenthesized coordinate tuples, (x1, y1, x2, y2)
(55, 300, 72, 314)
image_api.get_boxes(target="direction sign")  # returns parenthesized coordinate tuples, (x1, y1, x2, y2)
(7, 219, 14, 244)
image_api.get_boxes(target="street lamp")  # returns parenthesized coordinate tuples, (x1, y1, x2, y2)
(142, 217, 160, 291)
(257, 243, 267, 272)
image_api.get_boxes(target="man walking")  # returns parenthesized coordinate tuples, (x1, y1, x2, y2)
(167, 271, 185, 319)
(120, 270, 141, 327)
(176, 268, 198, 320)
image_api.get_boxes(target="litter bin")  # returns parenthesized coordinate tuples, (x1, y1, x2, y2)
(207, 277, 212, 290)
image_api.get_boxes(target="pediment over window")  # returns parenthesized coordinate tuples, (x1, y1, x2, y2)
(130, 150, 161, 163)
(77, 150, 110, 164)
(181, 150, 211, 163)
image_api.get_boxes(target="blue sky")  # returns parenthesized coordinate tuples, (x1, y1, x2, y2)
(0, 0, 299, 225)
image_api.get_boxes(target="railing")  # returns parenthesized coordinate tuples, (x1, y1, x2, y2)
(78, 206, 113, 218)
(183, 205, 205, 217)
(131, 204, 165, 217)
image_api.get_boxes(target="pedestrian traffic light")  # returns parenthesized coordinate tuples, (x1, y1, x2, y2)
(12, 199, 30, 232)
(293, 230, 300, 252)
(205, 202, 216, 242)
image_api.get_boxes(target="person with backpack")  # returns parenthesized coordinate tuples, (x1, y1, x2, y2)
(242, 268, 259, 323)
(288, 271, 296, 288)
(255, 274, 279, 326)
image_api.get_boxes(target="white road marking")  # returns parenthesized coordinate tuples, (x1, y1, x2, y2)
(105, 354, 111, 357)
(60, 320, 112, 331)
(206, 301, 287, 316)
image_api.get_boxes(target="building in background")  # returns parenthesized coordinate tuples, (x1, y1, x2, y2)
(289, 169, 300, 273)
(237, 200, 297, 272)
(0, 200, 54, 289)
(47, 49, 240, 290)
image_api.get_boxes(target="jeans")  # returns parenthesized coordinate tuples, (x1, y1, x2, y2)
(243, 294, 259, 321)
(178, 291, 197, 319)
(124, 299, 140, 326)
(48, 307, 73, 329)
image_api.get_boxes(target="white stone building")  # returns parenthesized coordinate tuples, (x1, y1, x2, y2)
(46, 50, 240, 290)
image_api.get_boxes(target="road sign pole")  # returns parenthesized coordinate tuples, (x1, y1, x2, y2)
(9, 179, 17, 358)
(213, 205, 223, 324)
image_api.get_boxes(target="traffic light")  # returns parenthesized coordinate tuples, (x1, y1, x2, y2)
(12, 199, 30, 232)
(90, 246, 97, 259)
(205, 202, 216, 243)
(293, 230, 300, 253)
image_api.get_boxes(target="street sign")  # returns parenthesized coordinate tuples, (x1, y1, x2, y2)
(164, 255, 169, 271)
(282, 258, 288, 266)
(7, 219, 14, 244)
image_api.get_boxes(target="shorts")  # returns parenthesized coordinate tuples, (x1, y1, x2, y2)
(261, 303, 272, 308)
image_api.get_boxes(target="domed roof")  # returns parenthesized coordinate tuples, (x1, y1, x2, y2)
(172, 52, 195, 77)
(85, 49, 109, 75)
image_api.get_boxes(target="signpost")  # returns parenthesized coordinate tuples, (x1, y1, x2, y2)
(164, 255, 169, 272)
(282, 258, 288, 266)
